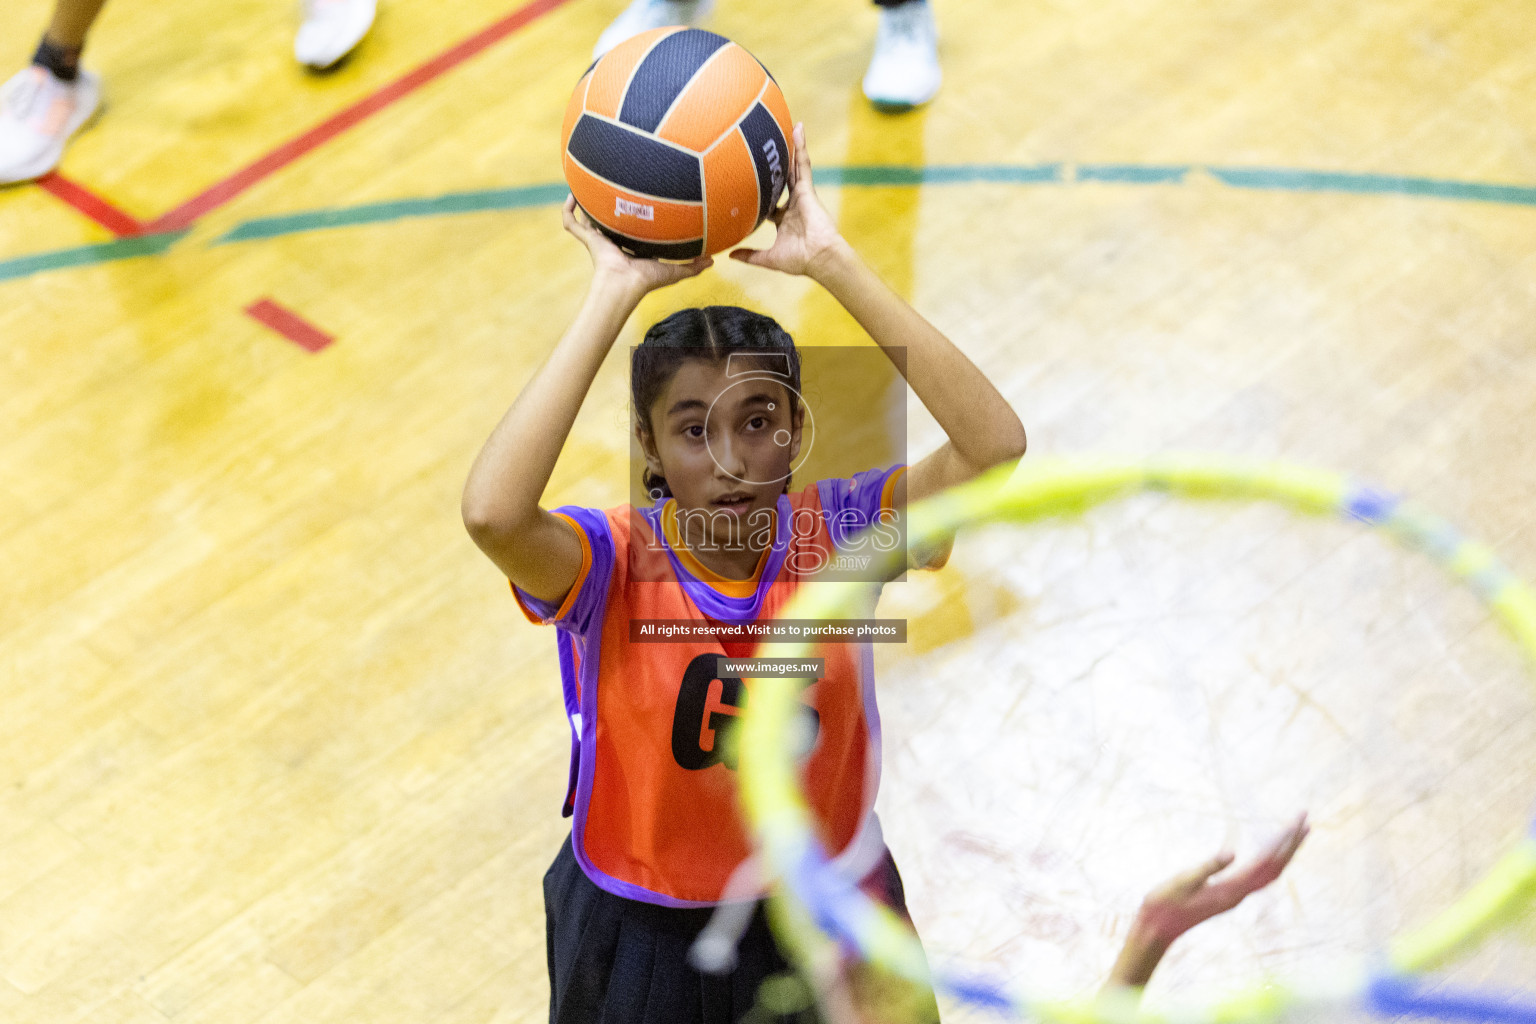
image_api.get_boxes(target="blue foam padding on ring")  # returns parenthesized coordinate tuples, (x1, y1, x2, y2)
(1369, 973, 1536, 1024)
(790, 844, 871, 948)
(944, 974, 1018, 1012)
(1344, 485, 1401, 525)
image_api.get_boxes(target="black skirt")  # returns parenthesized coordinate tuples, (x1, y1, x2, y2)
(544, 834, 940, 1024)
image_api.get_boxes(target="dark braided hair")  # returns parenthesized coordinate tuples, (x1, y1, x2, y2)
(633, 306, 802, 501)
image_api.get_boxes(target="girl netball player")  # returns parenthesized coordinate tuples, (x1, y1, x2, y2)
(462, 122, 1025, 1022)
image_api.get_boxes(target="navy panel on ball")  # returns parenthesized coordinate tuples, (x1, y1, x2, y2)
(737, 103, 789, 225)
(618, 29, 731, 134)
(586, 213, 705, 261)
(566, 115, 704, 203)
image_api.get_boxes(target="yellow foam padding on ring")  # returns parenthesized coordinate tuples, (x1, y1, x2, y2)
(990, 461, 1144, 523)
(1206, 985, 1305, 1024)
(1040, 997, 1133, 1024)
(1145, 456, 1348, 512)
(1388, 839, 1536, 975)
(1490, 581, 1536, 656)
(1448, 540, 1501, 582)
(1039, 976, 1320, 1024)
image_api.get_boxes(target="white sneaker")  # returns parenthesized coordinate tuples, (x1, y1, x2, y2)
(593, 0, 713, 60)
(295, 0, 377, 70)
(862, 0, 942, 110)
(0, 65, 101, 185)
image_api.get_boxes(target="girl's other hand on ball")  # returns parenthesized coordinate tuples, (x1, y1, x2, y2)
(728, 123, 851, 281)
(563, 195, 713, 297)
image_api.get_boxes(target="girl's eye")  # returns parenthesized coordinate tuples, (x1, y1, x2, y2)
(746, 416, 767, 431)
(684, 425, 705, 439)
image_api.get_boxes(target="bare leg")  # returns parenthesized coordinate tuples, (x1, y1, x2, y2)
(42, 0, 111, 54)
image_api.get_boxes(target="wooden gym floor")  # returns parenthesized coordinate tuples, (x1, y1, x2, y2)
(2, 0, 1535, 1020)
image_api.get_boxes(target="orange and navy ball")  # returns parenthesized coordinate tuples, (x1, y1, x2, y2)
(561, 28, 795, 260)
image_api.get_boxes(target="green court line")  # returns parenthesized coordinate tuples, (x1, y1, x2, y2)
(8, 163, 1536, 286)
(0, 231, 187, 283)
(1077, 164, 1190, 184)
(211, 162, 1536, 247)
(1209, 167, 1536, 206)
(218, 168, 1065, 244)
(214, 164, 1066, 244)
(218, 184, 571, 243)
(815, 164, 1064, 186)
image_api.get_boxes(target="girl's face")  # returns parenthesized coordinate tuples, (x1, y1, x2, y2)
(642, 357, 803, 533)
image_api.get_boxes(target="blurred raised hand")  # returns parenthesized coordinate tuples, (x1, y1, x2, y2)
(1105, 813, 1311, 993)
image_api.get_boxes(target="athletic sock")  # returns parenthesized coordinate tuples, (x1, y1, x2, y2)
(32, 38, 82, 83)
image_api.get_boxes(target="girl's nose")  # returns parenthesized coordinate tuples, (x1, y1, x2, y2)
(713, 435, 749, 477)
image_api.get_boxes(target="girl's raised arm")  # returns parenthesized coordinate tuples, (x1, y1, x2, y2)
(730, 125, 1027, 507)
(462, 197, 711, 604)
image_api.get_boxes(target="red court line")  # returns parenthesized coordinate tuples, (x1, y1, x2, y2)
(35, 172, 146, 237)
(144, 0, 576, 234)
(245, 298, 335, 352)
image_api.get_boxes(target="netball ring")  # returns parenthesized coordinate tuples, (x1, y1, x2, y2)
(736, 455, 1536, 1024)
